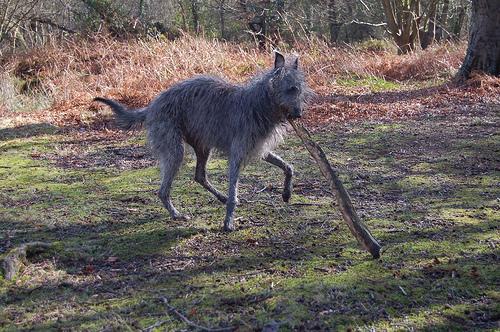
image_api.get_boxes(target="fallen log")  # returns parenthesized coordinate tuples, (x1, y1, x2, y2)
(1, 242, 53, 280)
(289, 120, 381, 259)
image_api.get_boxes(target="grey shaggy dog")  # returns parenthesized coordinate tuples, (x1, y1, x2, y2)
(95, 52, 309, 231)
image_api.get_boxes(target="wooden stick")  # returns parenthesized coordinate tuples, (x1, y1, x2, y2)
(289, 120, 381, 259)
(159, 297, 235, 332)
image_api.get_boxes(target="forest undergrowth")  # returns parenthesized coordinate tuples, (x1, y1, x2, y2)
(1, 35, 485, 129)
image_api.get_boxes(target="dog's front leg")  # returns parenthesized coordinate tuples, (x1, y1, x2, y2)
(223, 156, 242, 231)
(264, 152, 294, 202)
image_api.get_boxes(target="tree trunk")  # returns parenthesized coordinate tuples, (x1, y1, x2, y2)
(304, 2, 312, 36)
(380, 0, 421, 54)
(457, 0, 500, 79)
(328, 0, 342, 43)
(218, 0, 225, 39)
(452, 4, 466, 40)
(190, 0, 200, 34)
(435, 0, 449, 41)
(177, 1, 188, 31)
(138, 0, 145, 19)
(274, 0, 284, 40)
(420, 0, 438, 49)
(249, 14, 266, 50)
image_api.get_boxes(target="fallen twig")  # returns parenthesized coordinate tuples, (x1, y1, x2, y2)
(159, 297, 235, 331)
(143, 318, 171, 332)
(289, 120, 381, 259)
(1, 242, 53, 280)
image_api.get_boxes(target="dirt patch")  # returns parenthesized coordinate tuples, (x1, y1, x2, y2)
(50, 145, 156, 170)
(37, 130, 156, 170)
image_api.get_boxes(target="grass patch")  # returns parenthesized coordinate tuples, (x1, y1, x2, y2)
(0, 105, 498, 330)
(336, 76, 401, 92)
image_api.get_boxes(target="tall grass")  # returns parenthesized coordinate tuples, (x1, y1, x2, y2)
(0, 35, 466, 126)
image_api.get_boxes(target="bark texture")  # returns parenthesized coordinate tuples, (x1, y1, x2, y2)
(458, 0, 500, 79)
(380, 0, 421, 54)
(328, 0, 342, 43)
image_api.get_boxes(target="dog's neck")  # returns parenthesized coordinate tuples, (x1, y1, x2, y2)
(245, 72, 285, 125)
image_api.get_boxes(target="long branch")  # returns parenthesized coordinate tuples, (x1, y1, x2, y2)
(289, 120, 381, 259)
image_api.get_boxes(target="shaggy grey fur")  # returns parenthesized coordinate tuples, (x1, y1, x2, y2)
(95, 52, 309, 231)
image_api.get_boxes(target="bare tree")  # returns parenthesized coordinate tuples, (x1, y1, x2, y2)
(328, 0, 342, 43)
(239, 0, 269, 50)
(215, 0, 226, 39)
(380, 0, 421, 53)
(0, 0, 41, 44)
(420, 0, 438, 49)
(457, 0, 499, 79)
(451, 0, 467, 39)
(435, 0, 449, 41)
(190, 0, 201, 34)
(177, 0, 189, 31)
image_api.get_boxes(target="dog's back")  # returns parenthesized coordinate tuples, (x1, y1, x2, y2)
(145, 73, 282, 159)
(145, 76, 240, 154)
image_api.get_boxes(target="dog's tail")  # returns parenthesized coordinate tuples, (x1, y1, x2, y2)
(94, 97, 147, 130)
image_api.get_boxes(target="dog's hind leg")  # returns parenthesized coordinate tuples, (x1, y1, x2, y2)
(157, 136, 189, 221)
(194, 148, 228, 204)
(223, 156, 242, 232)
(264, 152, 294, 202)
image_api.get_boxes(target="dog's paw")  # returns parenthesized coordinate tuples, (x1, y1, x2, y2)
(223, 225, 235, 232)
(223, 219, 235, 232)
(282, 190, 291, 203)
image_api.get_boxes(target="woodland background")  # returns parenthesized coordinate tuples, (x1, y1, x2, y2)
(0, 0, 470, 52)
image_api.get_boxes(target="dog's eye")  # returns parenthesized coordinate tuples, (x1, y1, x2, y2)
(287, 86, 298, 94)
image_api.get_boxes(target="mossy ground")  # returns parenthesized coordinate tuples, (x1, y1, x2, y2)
(0, 102, 498, 331)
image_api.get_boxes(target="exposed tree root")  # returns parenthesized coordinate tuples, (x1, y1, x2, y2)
(1, 242, 53, 280)
(289, 120, 382, 259)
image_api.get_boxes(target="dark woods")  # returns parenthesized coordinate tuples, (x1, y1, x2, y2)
(1, 0, 471, 53)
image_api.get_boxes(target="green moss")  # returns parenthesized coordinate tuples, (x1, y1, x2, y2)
(337, 76, 401, 92)
(354, 39, 397, 53)
(411, 162, 435, 173)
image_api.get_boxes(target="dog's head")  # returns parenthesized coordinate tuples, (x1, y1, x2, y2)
(269, 51, 310, 120)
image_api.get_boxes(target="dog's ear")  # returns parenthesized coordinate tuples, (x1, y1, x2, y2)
(274, 51, 285, 68)
(292, 57, 299, 69)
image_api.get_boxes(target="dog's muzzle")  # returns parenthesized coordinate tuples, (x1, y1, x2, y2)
(288, 108, 302, 119)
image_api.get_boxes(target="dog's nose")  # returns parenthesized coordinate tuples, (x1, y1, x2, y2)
(292, 109, 302, 119)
